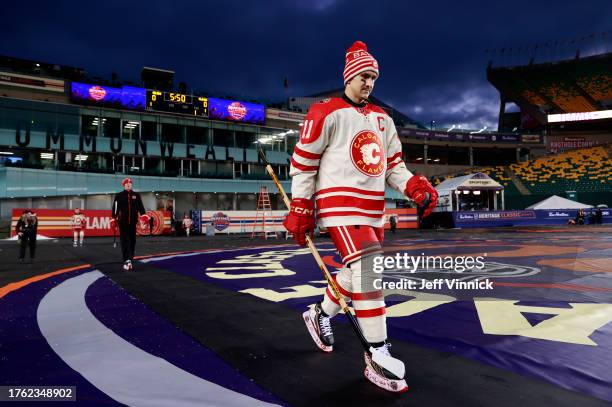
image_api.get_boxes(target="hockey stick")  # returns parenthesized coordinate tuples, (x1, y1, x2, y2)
(259, 148, 405, 379)
(417, 192, 431, 227)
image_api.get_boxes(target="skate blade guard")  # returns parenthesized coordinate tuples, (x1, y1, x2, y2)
(302, 310, 333, 353)
(364, 366, 408, 393)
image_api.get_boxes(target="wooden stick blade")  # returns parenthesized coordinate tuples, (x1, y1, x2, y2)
(258, 147, 269, 165)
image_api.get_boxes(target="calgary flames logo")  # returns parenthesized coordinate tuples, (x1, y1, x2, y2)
(136, 211, 163, 236)
(350, 130, 384, 177)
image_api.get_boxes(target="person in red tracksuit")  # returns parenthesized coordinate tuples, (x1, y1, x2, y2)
(283, 41, 437, 392)
(111, 177, 149, 271)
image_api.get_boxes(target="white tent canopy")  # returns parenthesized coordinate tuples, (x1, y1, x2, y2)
(435, 172, 503, 195)
(526, 195, 593, 210)
(435, 172, 504, 212)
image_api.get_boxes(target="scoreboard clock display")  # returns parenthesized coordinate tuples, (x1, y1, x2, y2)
(146, 90, 209, 117)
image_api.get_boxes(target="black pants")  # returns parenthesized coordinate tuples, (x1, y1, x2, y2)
(119, 222, 137, 262)
(19, 232, 36, 259)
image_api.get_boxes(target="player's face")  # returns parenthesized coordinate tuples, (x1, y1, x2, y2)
(124, 182, 133, 191)
(347, 71, 377, 101)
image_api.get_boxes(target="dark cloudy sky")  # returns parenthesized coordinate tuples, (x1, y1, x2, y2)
(1, 1, 610, 130)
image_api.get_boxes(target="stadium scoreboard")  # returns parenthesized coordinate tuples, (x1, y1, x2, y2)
(147, 90, 209, 117)
(71, 81, 264, 124)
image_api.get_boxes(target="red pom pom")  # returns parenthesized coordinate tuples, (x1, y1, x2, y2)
(347, 40, 368, 53)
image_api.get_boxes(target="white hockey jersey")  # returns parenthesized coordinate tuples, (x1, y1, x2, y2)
(71, 214, 86, 230)
(289, 96, 413, 228)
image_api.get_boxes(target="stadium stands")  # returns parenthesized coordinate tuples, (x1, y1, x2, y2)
(433, 145, 612, 198)
(574, 57, 612, 102)
(510, 146, 611, 194)
(488, 53, 612, 130)
(528, 67, 597, 112)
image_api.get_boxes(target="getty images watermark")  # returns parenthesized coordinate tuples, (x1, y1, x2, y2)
(367, 252, 494, 291)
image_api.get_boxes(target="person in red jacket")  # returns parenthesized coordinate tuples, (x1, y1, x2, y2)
(283, 41, 437, 392)
(111, 178, 149, 271)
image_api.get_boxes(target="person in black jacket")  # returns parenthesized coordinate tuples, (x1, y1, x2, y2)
(389, 214, 397, 234)
(575, 209, 586, 225)
(595, 207, 603, 225)
(111, 178, 149, 270)
(16, 209, 38, 262)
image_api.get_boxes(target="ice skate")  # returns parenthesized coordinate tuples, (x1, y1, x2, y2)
(123, 260, 132, 271)
(364, 343, 408, 393)
(303, 302, 334, 352)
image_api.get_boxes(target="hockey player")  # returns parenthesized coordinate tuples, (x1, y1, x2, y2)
(70, 208, 86, 247)
(283, 41, 437, 392)
(111, 178, 149, 271)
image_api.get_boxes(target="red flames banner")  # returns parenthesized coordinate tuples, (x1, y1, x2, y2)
(10, 209, 172, 237)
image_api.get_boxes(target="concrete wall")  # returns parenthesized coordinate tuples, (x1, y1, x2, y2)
(86, 194, 112, 210)
(410, 163, 471, 177)
(0, 167, 293, 198)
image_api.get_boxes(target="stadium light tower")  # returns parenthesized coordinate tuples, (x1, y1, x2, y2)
(430, 120, 436, 130)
